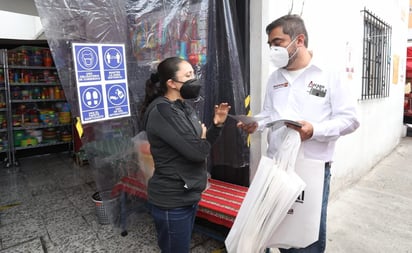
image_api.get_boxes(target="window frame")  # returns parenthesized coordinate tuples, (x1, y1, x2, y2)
(361, 8, 392, 100)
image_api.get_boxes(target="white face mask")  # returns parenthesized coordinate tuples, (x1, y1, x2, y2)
(269, 37, 298, 68)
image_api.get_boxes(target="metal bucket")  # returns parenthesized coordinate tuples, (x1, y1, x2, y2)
(92, 191, 119, 225)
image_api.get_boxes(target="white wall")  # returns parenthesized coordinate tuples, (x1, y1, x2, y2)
(249, 0, 409, 196)
(0, 11, 43, 40)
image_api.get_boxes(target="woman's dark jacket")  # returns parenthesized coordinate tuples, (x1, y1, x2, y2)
(143, 96, 223, 208)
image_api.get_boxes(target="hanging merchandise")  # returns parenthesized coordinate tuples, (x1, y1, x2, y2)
(128, 3, 208, 68)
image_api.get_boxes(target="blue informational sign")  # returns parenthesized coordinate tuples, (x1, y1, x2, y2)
(72, 43, 130, 124)
(102, 46, 126, 80)
(74, 45, 101, 83)
(106, 83, 129, 117)
(79, 85, 105, 121)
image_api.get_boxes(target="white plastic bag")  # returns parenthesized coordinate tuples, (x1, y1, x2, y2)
(225, 128, 306, 253)
(132, 131, 154, 185)
(267, 157, 325, 249)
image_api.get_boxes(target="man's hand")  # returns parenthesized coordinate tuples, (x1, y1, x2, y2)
(286, 120, 313, 141)
(237, 121, 258, 134)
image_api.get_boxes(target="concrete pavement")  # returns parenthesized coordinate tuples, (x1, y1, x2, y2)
(326, 136, 412, 252)
(1, 137, 411, 252)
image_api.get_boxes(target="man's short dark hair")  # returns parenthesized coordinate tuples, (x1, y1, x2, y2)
(265, 14, 308, 48)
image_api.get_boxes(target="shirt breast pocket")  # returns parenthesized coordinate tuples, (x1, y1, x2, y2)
(294, 90, 330, 119)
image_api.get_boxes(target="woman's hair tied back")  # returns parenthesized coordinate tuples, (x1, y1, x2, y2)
(150, 72, 160, 84)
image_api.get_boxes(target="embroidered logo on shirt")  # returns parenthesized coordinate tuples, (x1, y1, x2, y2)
(273, 82, 288, 89)
(307, 81, 327, 97)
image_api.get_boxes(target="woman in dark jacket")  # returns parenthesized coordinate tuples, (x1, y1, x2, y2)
(141, 56, 230, 253)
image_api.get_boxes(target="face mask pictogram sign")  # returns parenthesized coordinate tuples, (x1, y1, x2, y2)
(72, 43, 130, 124)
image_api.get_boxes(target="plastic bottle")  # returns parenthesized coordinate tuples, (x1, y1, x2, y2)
(43, 50, 53, 67)
(48, 87, 55, 99)
(55, 86, 60, 99)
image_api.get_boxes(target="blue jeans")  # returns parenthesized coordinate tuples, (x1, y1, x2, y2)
(149, 203, 199, 253)
(278, 162, 332, 253)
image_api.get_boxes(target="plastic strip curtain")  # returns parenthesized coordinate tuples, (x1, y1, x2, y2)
(126, 0, 250, 184)
(204, 0, 250, 185)
(33, 0, 142, 230)
(33, 0, 250, 230)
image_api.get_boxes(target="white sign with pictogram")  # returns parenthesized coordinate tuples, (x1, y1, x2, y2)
(72, 43, 130, 124)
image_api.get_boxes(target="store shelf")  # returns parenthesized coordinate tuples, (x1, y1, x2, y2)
(0, 149, 9, 154)
(11, 99, 67, 103)
(13, 123, 71, 130)
(0, 46, 73, 166)
(10, 82, 60, 86)
(7, 65, 56, 70)
(14, 141, 71, 151)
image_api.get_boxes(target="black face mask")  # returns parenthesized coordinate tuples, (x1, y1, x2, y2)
(179, 79, 202, 99)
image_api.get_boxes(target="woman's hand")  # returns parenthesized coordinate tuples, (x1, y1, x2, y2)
(201, 123, 207, 139)
(213, 102, 231, 126)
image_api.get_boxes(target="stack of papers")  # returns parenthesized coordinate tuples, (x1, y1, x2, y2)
(228, 114, 302, 130)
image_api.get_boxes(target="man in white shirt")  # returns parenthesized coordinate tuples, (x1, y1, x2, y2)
(237, 14, 360, 253)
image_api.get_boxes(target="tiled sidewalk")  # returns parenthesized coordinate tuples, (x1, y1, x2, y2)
(0, 152, 225, 252)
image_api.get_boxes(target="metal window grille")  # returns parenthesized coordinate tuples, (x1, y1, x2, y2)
(361, 9, 392, 100)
